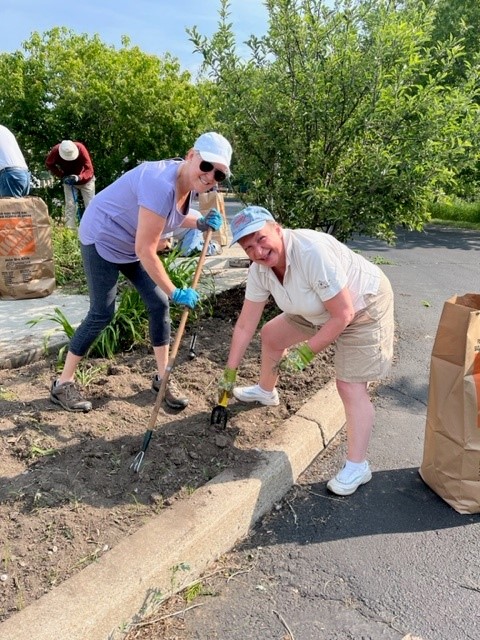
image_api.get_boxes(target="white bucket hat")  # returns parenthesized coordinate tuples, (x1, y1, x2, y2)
(59, 140, 79, 161)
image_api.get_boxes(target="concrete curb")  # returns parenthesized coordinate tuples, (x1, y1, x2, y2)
(1, 380, 345, 640)
(0, 294, 90, 370)
(0, 334, 70, 370)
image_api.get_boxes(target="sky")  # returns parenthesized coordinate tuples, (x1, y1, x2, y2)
(0, 0, 269, 74)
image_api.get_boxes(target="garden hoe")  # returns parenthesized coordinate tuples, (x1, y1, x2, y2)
(130, 229, 213, 473)
(210, 389, 229, 429)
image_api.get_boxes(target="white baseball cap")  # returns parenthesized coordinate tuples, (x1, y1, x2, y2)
(194, 132, 232, 173)
(59, 140, 79, 161)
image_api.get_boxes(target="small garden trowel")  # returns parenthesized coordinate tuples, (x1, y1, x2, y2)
(210, 390, 229, 429)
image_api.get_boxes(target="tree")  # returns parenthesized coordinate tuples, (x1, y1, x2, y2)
(0, 28, 210, 213)
(426, 0, 480, 199)
(189, 0, 480, 242)
(428, 0, 480, 83)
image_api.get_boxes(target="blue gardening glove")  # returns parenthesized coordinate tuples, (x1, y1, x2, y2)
(217, 367, 237, 398)
(171, 287, 200, 309)
(278, 342, 316, 373)
(196, 208, 223, 232)
(63, 174, 79, 185)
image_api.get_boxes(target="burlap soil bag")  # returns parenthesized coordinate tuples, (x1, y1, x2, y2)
(198, 191, 228, 246)
(419, 293, 480, 514)
(0, 196, 55, 299)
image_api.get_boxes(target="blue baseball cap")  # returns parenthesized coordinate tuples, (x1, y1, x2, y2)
(230, 206, 275, 246)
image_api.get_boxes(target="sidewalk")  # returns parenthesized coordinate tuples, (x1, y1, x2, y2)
(0, 240, 248, 370)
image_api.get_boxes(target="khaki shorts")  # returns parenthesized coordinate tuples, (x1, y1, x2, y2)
(284, 272, 394, 383)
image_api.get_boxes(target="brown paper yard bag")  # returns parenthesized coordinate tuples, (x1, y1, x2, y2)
(419, 293, 480, 513)
(198, 191, 228, 246)
(0, 196, 55, 299)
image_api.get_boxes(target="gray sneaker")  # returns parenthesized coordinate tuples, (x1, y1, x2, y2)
(50, 381, 92, 413)
(151, 375, 189, 410)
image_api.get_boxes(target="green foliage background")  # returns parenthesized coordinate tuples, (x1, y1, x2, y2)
(1, 0, 479, 241)
(189, 0, 480, 242)
(0, 28, 214, 217)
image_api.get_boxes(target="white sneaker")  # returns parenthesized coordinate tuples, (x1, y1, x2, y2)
(327, 461, 372, 496)
(233, 384, 280, 407)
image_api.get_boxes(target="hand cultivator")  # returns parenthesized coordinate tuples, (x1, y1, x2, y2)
(210, 389, 229, 429)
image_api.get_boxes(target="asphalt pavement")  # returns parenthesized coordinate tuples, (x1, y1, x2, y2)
(144, 224, 480, 640)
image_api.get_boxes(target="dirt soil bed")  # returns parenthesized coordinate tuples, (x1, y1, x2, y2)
(0, 285, 335, 623)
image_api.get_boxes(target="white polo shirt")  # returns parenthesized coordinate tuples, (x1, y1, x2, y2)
(245, 228, 382, 325)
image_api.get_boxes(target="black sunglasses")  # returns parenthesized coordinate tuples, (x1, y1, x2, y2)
(199, 160, 227, 183)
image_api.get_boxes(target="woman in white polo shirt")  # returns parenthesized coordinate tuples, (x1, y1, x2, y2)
(218, 206, 394, 496)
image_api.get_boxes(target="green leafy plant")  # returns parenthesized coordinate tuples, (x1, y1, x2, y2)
(161, 247, 215, 326)
(75, 364, 106, 387)
(182, 485, 196, 496)
(51, 225, 86, 292)
(28, 445, 58, 460)
(28, 244, 216, 365)
(90, 286, 149, 358)
(27, 289, 148, 362)
(27, 307, 76, 367)
(184, 581, 205, 603)
(28, 307, 75, 338)
(370, 256, 395, 265)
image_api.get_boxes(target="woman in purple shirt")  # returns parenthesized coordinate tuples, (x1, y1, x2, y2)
(50, 132, 232, 413)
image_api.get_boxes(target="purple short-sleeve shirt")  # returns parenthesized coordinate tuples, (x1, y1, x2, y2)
(79, 159, 189, 263)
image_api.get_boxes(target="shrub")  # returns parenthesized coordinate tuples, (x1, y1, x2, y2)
(429, 199, 480, 225)
(51, 225, 85, 292)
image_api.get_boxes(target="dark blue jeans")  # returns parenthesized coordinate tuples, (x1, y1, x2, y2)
(69, 243, 170, 356)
